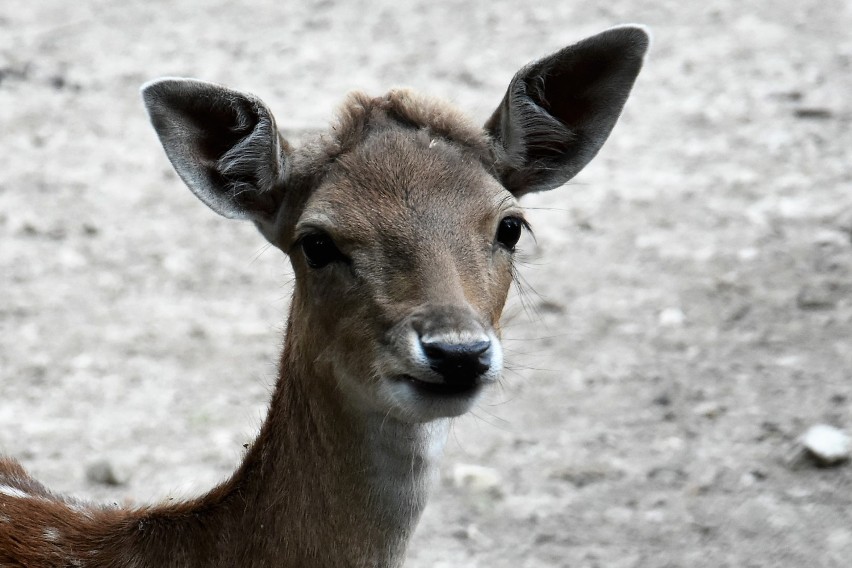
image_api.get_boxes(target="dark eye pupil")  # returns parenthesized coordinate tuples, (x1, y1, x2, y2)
(496, 217, 523, 250)
(301, 233, 342, 268)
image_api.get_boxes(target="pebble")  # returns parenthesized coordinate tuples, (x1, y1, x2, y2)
(658, 307, 686, 327)
(737, 247, 759, 261)
(451, 463, 502, 496)
(796, 282, 838, 310)
(85, 459, 126, 486)
(693, 401, 724, 418)
(799, 424, 850, 466)
(793, 107, 833, 120)
(450, 524, 491, 545)
(813, 229, 848, 247)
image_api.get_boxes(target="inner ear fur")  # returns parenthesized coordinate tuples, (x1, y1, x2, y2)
(486, 25, 650, 197)
(141, 78, 289, 226)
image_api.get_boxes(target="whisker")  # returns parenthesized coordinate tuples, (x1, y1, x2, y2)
(469, 408, 512, 432)
(249, 242, 274, 265)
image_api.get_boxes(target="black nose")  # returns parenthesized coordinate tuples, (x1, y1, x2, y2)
(420, 338, 492, 383)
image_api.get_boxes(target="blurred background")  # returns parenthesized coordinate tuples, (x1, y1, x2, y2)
(1, 1, 850, 566)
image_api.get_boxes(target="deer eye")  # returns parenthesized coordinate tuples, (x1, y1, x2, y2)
(495, 216, 525, 251)
(300, 232, 346, 269)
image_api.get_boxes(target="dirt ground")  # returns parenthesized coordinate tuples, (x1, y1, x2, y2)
(1, 1, 851, 566)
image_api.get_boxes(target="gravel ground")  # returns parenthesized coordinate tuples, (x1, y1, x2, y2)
(1, 1, 851, 566)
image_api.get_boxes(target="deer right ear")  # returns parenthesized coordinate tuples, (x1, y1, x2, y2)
(486, 25, 649, 197)
(141, 78, 289, 231)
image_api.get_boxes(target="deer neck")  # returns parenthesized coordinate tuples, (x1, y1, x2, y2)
(203, 326, 449, 566)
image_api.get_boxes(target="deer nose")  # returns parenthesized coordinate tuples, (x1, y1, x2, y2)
(420, 338, 492, 383)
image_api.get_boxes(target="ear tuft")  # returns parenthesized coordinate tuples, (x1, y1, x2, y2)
(486, 25, 649, 196)
(141, 78, 289, 224)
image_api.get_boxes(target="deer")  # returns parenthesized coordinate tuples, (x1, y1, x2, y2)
(0, 25, 648, 567)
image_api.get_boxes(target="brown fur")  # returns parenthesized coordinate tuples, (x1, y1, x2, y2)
(289, 90, 499, 199)
(313, 89, 493, 166)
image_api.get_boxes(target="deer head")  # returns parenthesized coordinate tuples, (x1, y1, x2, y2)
(141, 26, 649, 425)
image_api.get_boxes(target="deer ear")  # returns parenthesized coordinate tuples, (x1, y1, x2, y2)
(141, 78, 289, 229)
(486, 25, 649, 197)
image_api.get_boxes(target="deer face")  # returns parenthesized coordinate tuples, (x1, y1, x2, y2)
(141, 25, 649, 423)
(286, 126, 523, 421)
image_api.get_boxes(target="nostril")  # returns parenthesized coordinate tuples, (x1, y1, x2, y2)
(420, 339, 492, 381)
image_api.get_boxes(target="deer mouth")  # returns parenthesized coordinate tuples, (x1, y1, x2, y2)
(398, 374, 482, 397)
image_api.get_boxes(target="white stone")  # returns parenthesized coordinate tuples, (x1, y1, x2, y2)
(451, 463, 502, 495)
(693, 401, 724, 418)
(814, 230, 848, 247)
(737, 247, 759, 261)
(658, 307, 685, 327)
(800, 424, 850, 465)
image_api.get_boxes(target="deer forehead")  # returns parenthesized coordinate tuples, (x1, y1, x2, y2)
(296, 127, 518, 247)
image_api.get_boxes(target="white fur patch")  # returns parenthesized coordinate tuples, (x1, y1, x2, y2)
(43, 527, 62, 542)
(419, 330, 489, 346)
(67, 501, 93, 515)
(0, 485, 28, 499)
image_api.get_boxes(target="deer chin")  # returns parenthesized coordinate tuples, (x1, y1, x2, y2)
(382, 359, 503, 423)
(379, 375, 487, 422)
(325, 358, 482, 422)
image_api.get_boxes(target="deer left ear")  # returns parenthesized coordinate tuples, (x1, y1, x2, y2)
(141, 78, 289, 232)
(486, 25, 649, 197)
